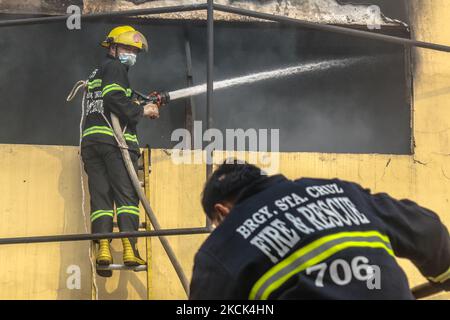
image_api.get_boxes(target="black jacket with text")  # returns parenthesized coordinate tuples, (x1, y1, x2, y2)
(190, 175, 450, 300)
(81, 54, 143, 153)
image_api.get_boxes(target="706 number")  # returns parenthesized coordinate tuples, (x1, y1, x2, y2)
(306, 256, 378, 287)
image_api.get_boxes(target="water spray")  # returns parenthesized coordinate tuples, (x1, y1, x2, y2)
(135, 56, 367, 107)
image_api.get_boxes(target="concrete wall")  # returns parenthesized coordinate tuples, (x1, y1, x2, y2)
(0, 0, 449, 300)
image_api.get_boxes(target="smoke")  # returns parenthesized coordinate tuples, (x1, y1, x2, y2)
(0, 12, 410, 154)
(189, 22, 411, 154)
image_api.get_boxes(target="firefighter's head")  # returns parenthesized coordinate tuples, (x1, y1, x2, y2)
(101, 25, 148, 67)
(201, 160, 267, 227)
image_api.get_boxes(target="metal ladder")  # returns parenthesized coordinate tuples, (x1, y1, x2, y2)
(93, 148, 153, 294)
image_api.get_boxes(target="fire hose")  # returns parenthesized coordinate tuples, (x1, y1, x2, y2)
(411, 281, 446, 300)
(109, 111, 190, 296)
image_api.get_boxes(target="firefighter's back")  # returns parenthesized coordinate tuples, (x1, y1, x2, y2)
(193, 175, 416, 300)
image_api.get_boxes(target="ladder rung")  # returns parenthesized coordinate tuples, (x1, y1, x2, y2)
(97, 264, 147, 272)
(113, 222, 147, 229)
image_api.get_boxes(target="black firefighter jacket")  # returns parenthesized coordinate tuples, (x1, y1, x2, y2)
(81, 54, 144, 153)
(190, 175, 450, 300)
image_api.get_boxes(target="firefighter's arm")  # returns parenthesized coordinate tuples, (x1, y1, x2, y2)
(101, 60, 143, 125)
(189, 250, 236, 300)
(367, 189, 450, 289)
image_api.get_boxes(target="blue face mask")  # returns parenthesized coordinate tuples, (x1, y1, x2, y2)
(118, 53, 137, 67)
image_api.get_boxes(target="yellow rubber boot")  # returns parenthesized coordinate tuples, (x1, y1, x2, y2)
(122, 238, 146, 266)
(96, 239, 113, 266)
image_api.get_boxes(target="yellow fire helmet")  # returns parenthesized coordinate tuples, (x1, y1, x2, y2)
(101, 25, 148, 52)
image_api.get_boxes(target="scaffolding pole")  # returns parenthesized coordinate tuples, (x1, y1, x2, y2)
(0, 227, 211, 246)
(205, 0, 214, 229)
(213, 4, 450, 53)
(0, 4, 208, 27)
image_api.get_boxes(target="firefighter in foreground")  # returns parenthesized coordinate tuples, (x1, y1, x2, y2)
(190, 160, 450, 299)
(82, 26, 160, 272)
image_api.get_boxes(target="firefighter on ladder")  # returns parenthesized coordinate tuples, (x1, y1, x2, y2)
(81, 26, 160, 274)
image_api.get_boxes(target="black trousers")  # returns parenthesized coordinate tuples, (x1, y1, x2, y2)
(81, 143, 140, 237)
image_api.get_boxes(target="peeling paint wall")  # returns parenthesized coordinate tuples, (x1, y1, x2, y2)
(83, 0, 404, 25)
(0, 0, 82, 14)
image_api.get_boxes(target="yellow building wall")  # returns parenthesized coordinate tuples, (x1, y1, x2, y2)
(0, 0, 449, 300)
(147, 149, 207, 300)
(0, 145, 91, 299)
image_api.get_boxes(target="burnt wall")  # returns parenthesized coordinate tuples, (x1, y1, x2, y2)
(338, 0, 409, 23)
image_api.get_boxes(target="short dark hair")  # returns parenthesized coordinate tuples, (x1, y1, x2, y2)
(201, 159, 264, 219)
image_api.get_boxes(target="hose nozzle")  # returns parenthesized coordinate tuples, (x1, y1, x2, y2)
(149, 91, 170, 107)
(132, 90, 170, 108)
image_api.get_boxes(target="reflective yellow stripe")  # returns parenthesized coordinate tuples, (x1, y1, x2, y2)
(83, 126, 139, 143)
(117, 206, 140, 216)
(88, 79, 102, 89)
(90, 210, 114, 222)
(249, 230, 392, 300)
(124, 133, 139, 143)
(103, 83, 125, 91)
(83, 125, 113, 132)
(91, 212, 114, 222)
(428, 266, 450, 283)
(102, 86, 126, 96)
(101, 84, 133, 98)
(91, 209, 114, 216)
(83, 130, 138, 143)
(102, 83, 127, 97)
(117, 210, 140, 216)
(117, 206, 140, 212)
(83, 130, 114, 138)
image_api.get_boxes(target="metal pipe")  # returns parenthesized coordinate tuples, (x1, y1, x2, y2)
(183, 25, 195, 145)
(0, 4, 208, 27)
(412, 282, 445, 299)
(113, 221, 147, 229)
(0, 227, 211, 245)
(206, 0, 215, 230)
(207, 0, 214, 133)
(213, 4, 450, 53)
(110, 113, 191, 296)
(97, 264, 147, 272)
